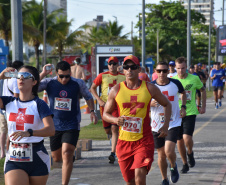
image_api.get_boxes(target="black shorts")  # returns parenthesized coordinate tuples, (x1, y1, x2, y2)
(196, 90, 201, 97)
(5, 141, 50, 176)
(177, 115, 196, 140)
(50, 129, 80, 151)
(152, 127, 180, 149)
(213, 86, 224, 91)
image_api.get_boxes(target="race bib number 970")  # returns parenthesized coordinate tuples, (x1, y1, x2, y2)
(9, 143, 33, 162)
(121, 116, 142, 133)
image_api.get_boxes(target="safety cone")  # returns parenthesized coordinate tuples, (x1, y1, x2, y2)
(43, 90, 49, 105)
(83, 103, 90, 114)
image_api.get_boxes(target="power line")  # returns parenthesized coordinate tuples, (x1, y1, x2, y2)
(69, 0, 141, 6)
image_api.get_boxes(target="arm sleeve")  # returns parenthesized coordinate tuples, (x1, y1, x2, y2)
(93, 73, 102, 86)
(38, 78, 53, 92)
(1, 96, 16, 110)
(36, 99, 53, 120)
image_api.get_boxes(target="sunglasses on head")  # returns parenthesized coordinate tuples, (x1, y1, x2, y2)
(108, 62, 117, 66)
(123, 65, 139, 70)
(156, 69, 168, 73)
(58, 74, 70, 79)
(16, 72, 35, 80)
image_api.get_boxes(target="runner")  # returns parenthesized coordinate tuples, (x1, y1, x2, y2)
(103, 55, 172, 185)
(90, 56, 125, 164)
(151, 61, 186, 185)
(0, 65, 55, 185)
(167, 61, 177, 78)
(39, 61, 98, 185)
(138, 66, 151, 82)
(210, 62, 225, 109)
(173, 57, 206, 174)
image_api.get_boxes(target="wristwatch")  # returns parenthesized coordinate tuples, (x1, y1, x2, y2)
(27, 129, 33, 137)
(181, 105, 186, 110)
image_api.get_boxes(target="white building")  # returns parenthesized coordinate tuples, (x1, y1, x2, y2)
(180, 0, 214, 26)
(48, 0, 67, 17)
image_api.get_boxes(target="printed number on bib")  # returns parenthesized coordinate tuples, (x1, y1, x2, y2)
(121, 116, 142, 133)
(159, 113, 173, 124)
(9, 143, 33, 162)
(179, 90, 192, 101)
(54, 97, 72, 111)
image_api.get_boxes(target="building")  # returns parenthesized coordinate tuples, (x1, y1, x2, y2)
(84, 16, 108, 35)
(180, 0, 214, 26)
(48, 0, 67, 17)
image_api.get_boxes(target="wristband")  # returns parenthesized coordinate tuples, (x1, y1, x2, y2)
(27, 129, 33, 137)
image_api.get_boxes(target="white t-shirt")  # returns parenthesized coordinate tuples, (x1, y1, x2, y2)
(167, 72, 177, 78)
(151, 78, 184, 132)
(2, 78, 19, 96)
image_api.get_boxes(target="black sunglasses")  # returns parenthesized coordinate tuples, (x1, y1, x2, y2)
(108, 62, 117, 66)
(156, 69, 168, 73)
(58, 74, 70, 79)
(123, 65, 139, 70)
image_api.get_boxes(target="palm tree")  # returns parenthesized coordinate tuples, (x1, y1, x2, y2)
(22, 0, 64, 71)
(48, 15, 84, 61)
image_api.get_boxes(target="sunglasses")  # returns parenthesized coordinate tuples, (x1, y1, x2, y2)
(58, 74, 70, 79)
(156, 69, 168, 73)
(16, 72, 35, 80)
(108, 62, 117, 66)
(123, 65, 139, 70)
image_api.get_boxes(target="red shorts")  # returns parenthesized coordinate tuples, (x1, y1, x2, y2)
(116, 136, 154, 182)
(100, 106, 118, 129)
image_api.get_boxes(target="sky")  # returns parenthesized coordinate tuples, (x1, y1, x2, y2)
(65, 0, 224, 37)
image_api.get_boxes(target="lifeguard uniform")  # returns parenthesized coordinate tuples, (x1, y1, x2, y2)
(115, 81, 154, 182)
(93, 71, 125, 128)
(1, 96, 53, 176)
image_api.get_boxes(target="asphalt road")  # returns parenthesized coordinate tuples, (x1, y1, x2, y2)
(46, 95, 226, 185)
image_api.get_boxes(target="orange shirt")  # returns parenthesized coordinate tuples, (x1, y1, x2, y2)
(115, 81, 152, 141)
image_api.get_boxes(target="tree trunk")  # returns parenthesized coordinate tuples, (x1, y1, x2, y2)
(35, 45, 40, 72)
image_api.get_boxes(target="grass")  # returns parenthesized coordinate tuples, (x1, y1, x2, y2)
(0, 158, 5, 185)
(79, 120, 107, 140)
(206, 90, 213, 99)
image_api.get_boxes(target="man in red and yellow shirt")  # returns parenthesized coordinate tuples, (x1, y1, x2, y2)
(103, 55, 171, 185)
(90, 56, 125, 164)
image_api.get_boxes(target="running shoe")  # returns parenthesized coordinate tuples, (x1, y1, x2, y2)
(170, 163, 179, 183)
(161, 178, 169, 185)
(215, 104, 219, 109)
(187, 151, 195, 167)
(108, 153, 115, 164)
(180, 163, 189, 174)
(219, 101, 222, 107)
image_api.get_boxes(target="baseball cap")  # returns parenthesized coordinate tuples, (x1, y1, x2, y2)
(197, 63, 202, 66)
(169, 61, 175, 66)
(107, 56, 119, 63)
(123, 55, 140, 66)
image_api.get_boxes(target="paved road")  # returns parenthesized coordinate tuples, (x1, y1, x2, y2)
(46, 95, 226, 185)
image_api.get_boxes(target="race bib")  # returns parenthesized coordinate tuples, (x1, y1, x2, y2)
(54, 97, 72, 111)
(179, 90, 192, 101)
(9, 142, 33, 162)
(159, 113, 173, 124)
(121, 116, 142, 133)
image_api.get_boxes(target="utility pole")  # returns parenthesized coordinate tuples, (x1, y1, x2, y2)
(11, 0, 23, 62)
(142, 0, 146, 67)
(43, 0, 47, 67)
(157, 29, 159, 63)
(131, 21, 133, 45)
(208, 0, 213, 91)
(187, 0, 191, 68)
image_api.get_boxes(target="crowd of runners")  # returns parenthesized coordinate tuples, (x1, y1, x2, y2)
(0, 55, 225, 185)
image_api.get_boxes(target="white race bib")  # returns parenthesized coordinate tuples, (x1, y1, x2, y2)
(180, 90, 192, 101)
(54, 97, 72, 111)
(121, 116, 142, 133)
(9, 142, 33, 162)
(159, 113, 173, 124)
